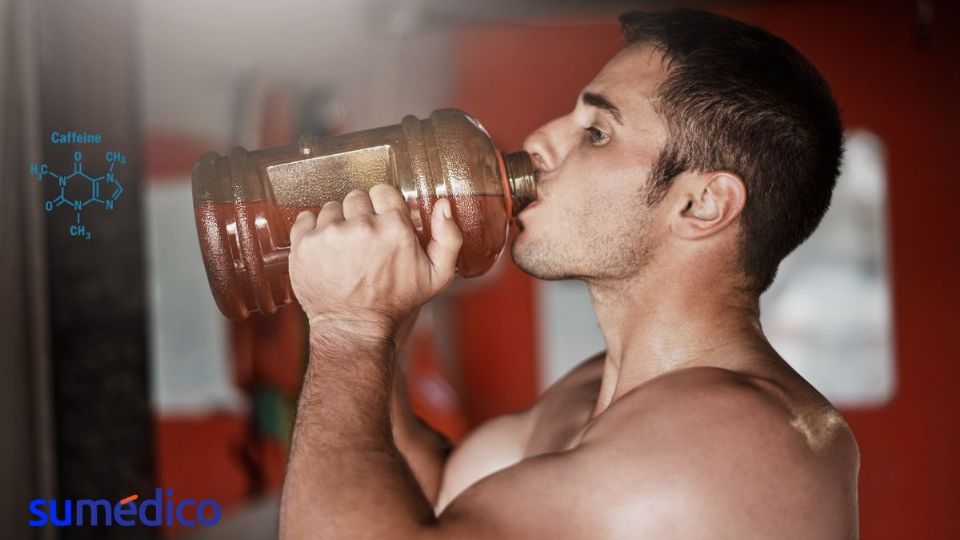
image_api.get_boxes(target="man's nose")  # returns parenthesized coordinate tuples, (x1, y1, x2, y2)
(522, 130, 549, 172)
(522, 116, 573, 173)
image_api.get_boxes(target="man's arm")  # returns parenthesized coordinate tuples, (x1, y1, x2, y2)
(434, 354, 604, 513)
(277, 185, 610, 539)
(390, 339, 453, 506)
(278, 321, 615, 540)
(278, 184, 467, 539)
(279, 325, 437, 539)
(277, 185, 601, 539)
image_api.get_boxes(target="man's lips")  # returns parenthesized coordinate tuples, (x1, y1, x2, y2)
(519, 198, 540, 214)
(515, 199, 539, 231)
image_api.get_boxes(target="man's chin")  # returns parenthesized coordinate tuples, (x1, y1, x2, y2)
(509, 235, 572, 281)
(508, 234, 539, 277)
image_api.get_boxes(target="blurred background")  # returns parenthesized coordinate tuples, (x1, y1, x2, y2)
(0, 0, 957, 538)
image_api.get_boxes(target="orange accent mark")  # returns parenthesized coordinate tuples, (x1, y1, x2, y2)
(119, 494, 138, 505)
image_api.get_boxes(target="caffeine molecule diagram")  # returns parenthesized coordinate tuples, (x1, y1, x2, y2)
(30, 148, 125, 240)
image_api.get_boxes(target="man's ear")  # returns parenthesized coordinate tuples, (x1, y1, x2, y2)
(669, 171, 746, 240)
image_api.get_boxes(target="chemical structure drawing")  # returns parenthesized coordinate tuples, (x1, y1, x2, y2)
(30, 149, 126, 240)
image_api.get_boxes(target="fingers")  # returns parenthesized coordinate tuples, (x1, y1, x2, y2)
(426, 198, 463, 290)
(342, 189, 375, 220)
(300, 186, 403, 243)
(290, 210, 316, 247)
(368, 184, 407, 215)
(315, 200, 344, 230)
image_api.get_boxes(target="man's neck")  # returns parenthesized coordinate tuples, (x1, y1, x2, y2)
(585, 269, 769, 417)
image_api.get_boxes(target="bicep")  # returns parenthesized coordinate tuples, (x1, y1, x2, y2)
(432, 450, 610, 540)
(434, 411, 532, 513)
(429, 444, 674, 540)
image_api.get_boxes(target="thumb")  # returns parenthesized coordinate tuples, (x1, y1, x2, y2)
(426, 198, 463, 291)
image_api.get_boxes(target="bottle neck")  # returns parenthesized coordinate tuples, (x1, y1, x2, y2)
(502, 151, 537, 216)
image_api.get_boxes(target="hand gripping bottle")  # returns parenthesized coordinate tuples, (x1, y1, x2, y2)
(192, 108, 537, 320)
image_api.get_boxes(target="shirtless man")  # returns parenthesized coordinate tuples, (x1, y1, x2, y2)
(278, 9, 860, 540)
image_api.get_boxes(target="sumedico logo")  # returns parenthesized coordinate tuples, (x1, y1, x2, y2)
(28, 489, 221, 528)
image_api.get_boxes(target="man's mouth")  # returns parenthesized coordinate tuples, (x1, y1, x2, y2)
(514, 200, 538, 231)
(515, 200, 538, 225)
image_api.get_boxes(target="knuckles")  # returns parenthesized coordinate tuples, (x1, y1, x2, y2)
(368, 183, 401, 199)
(307, 213, 414, 248)
(382, 207, 409, 224)
(351, 215, 375, 230)
(343, 189, 369, 202)
(292, 188, 418, 255)
(381, 219, 416, 245)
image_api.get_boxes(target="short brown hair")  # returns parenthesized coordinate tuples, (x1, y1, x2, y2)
(621, 9, 844, 293)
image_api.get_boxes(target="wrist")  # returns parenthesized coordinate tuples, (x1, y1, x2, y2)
(307, 313, 397, 344)
(303, 319, 397, 413)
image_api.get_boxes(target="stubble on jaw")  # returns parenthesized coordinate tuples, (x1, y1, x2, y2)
(509, 185, 659, 283)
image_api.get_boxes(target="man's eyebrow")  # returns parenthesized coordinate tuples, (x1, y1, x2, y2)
(581, 92, 624, 126)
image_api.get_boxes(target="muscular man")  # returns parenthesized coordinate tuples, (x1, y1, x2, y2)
(279, 9, 860, 540)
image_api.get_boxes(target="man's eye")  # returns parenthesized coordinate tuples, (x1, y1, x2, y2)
(584, 127, 609, 146)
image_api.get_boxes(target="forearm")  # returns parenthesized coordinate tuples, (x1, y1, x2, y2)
(391, 366, 453, 506)
(389, 307, 454, 506)
(279, 325, 437, 540)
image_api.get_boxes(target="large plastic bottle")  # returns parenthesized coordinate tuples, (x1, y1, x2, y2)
(192, 108, 537, 320)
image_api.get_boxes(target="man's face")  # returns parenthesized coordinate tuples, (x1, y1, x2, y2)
(511, 44, 672, 282)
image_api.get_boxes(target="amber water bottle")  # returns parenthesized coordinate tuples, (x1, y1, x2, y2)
(192, 108, 537, 320)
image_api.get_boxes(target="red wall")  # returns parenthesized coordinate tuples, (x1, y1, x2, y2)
(451, 2, 960, 538)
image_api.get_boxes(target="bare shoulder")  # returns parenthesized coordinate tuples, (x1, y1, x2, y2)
(589, 365, 859, 462)
(579, 366, 861, 539)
